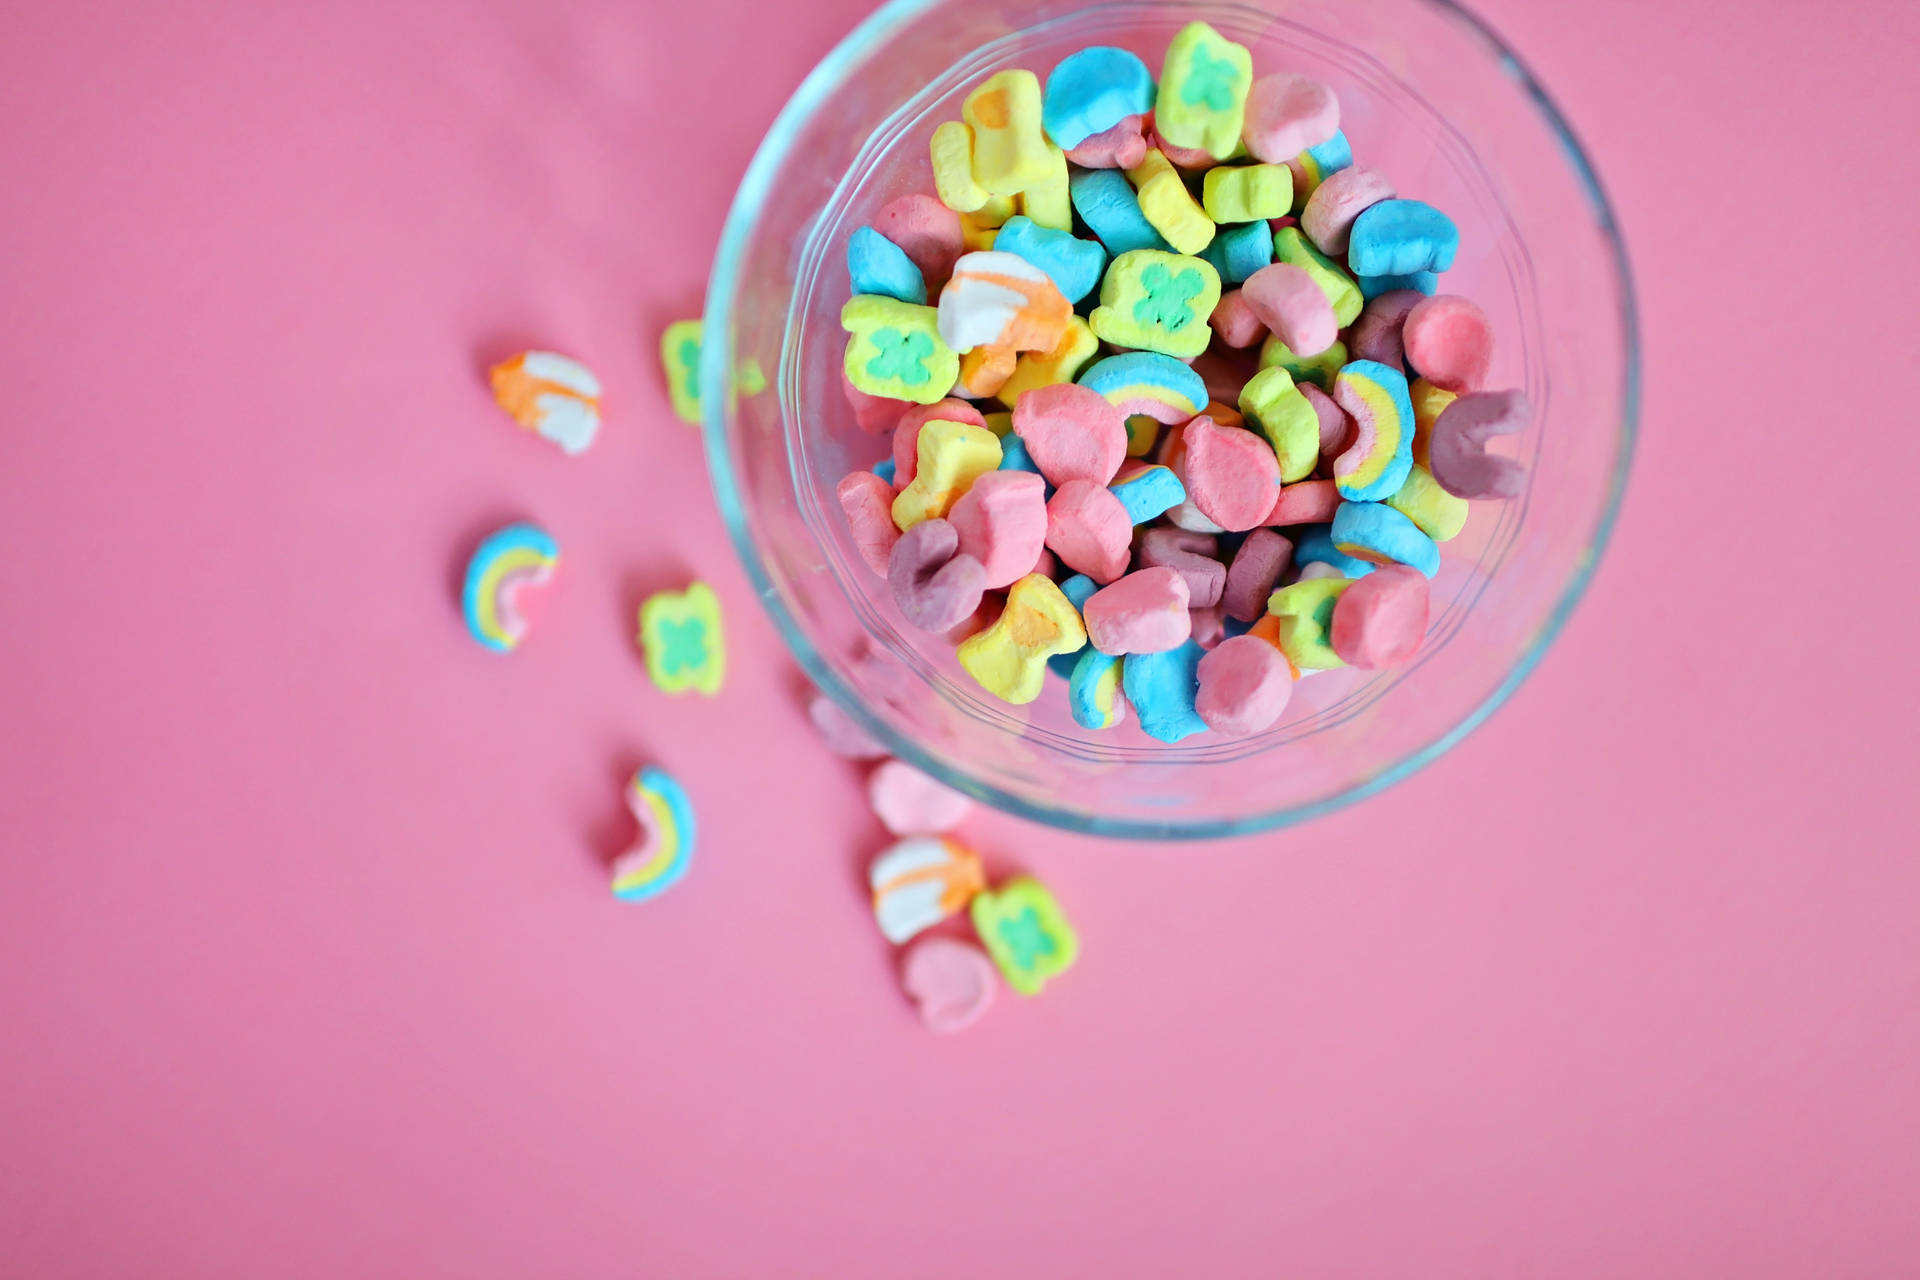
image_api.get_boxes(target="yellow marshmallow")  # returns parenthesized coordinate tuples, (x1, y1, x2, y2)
(1409, 377, 1457, 468)
(1386, 464, 1470, 542)
(963, 70, 1054, 197)
(1238, 365, 1319, 482)
(931, 121, 990, 214)
(998, 317, 1098, 405)
(891, 419, 1003, 531)
(956, 574, 1088, 704)
(1018, 146, 1072, 231)
(1201, 164, 1293, 224)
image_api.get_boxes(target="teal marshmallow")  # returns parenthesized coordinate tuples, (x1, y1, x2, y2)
(1048, 574, 1099, 677)
(1043, 46, 1154, 149)
(1348, 200, 1459, 277)
(1358, 269, 1438, 301)
(1069, 168, 1172, 256)
(1330, 501, 1440, 578)
(1293, 524, 1375, 578)
(1109, 464, 1186, 524)
(1303, 130, 1352, 176)
(999, 433, 1045, 479)
(872, 457, 897, 485)
(1199, 219, 1273, 285)
(993, 215, 1108, 304)
(1122, 640, 1209, 743)
(847, 227, 927, 303)
(1067, 649, 1126, 729)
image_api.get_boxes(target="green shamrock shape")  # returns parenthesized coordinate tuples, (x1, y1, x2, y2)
(997, 907, 1058, 971)
(1181, 45, 1240, 110)
(865, 326, 935, 387)
(1132, 262, 1204, 331)
(676, 336, 700, 397)
(656, 617, 707, 676)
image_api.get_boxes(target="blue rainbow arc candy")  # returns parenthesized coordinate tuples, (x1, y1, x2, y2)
(1076, 351, 1207, 424)
(462, 523, 559, 653)
(1331, 359, 1416, 502)
(611, 766, 696, 902)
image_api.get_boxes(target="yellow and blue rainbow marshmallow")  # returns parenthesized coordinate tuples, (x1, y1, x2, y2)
(1331, 359, 1415, 503)
(611, 766, 696, 902)
(1076, 351, 1207, 425)
(462, 523, 558, 653)
(1069, 649, 1127, 729)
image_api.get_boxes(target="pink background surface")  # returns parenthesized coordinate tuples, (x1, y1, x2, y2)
(3, 0, 1917, 1274)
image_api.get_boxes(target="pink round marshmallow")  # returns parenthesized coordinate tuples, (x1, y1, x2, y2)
(1137, 527, 1225, 607)
(894, 398, 989, 486)
(1241, 72, 1340, 164)
(1241, 263, 1338, 358)
(1083, 566, 1193, 655)
(837, 470, 899, 575)
(873, 193, 965, 287)
(1189, 603, 1227, 648)
(1013, 382, 1127, 486)
(1065, 114, 1149, 169)
(842, 367, 910, 435)
(1299, 166, 1395, 256)
(1330, 564, 1430, 668)
(1209, 289, 1266, 349)
(1429, 388, 1530, 499)
(1402, 294, 1495, 393)
(1348, 289, 1424, 370)
(947, 470, 1048, 589)
(1195, 634, 1295, 736)
(888, 517, 987, 632)
(868, 759, 975, 836)
(1147, 121, 1221, 171)
(900, 936, 997, 1034)
(1180, 415, 1282, 533)
(1264, 478, 1341, 526)
(1044, 480, 1133, 583)
(1222, 528, 1293, 622)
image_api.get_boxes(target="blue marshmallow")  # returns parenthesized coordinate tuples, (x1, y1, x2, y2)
(1043, 46, 1155, 149)
(1048, 574, 1100, 677)
(871, 457, 897, 485)
(1069, 168, 1172, 256)
(1348, 200, 1459, 277)
(1067, 649, 1126, 729)
(1122, 640, 1209, 744)
(1108, 463, 1186, 525)
(1292, 524, 1375, 578)
(993, 215, 1108, 304)
(1357, 269, 1439, 301)
(1199, 219, 1274, 286)
(998, 433, 1042, 476)
(847, 226, 927, 303)
(1330, 501, 1441, 578)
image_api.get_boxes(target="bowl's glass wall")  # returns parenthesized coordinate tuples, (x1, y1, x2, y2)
(706, 0, 1634, 837)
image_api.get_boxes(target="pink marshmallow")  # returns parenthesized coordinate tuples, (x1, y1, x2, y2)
(1329, 564, 1430, 668)
(1429, 389, 1530, 499)
(900, 936, 997, 1034)
(1083, 566, 1193, 655)
(1209, 289, 1266, 349)
(1189, 603, 1227, 648)
(1013, 382, 1127, 486)
(1241, 263, 1338, 358)
(1264, 478, 1342, 526)
(1181, 415, 1282, 533)
(1299, 384, 1354, 460)
(1241, 72, 1340, 165)
(1044, 480, 1133, 583)
(1195, 635, 1295, 736)
(837, 470, 899, 575)
(1403, 295, 1495, 393)
(1222, 529, 1294, 622)
(843, 367, 910, 435)
(1137, 527, 1226, 608)
(1299, 166, 1395, 256)
(888, 518, 987, 632)
(893, 398, 989, 486)
(868, 759, 975, 836)
(808, 692, 889, 759)
(1065, 114, 1149, 169)
(947, 470, 1049, 589)
(873, 193, 965, 287)
(1348, 289, 1424, 370)
(1030, 547, 1058, 579)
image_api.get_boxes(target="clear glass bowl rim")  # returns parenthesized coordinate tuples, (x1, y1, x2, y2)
(699, 0, 1642, 840)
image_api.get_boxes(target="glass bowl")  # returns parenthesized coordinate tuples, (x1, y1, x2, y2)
(700, 0, 1638, 838)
